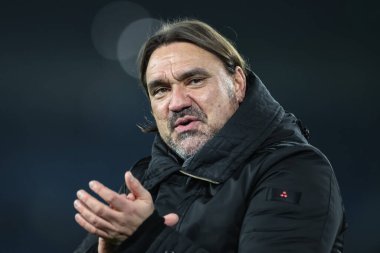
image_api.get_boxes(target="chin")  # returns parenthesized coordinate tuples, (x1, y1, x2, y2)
(173, 133, 210, 159)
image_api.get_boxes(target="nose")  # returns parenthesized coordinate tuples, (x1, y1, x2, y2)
(168, 86, 191, 112)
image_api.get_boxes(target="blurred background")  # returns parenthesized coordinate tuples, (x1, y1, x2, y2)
(1, 0, 379, 252)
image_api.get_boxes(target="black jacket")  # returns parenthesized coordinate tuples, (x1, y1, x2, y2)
(75, 72, 346, 253)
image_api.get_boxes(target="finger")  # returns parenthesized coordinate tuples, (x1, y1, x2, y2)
(74, 199, 116, 232)
(89, 181, 131, 211)
(76, 189, 117, 220)
(124, 171, 151, 201)
(163, 213, 179, 227)
(98, 238, 106, 253)
(75, 213, 109, 238)
(109, 193, 134, 210)
(89, 181, 122, 207)
(98, 237, 122, 253)
(126, 192, 136, 201)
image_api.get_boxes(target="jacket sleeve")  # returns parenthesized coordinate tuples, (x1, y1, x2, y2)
(238, 146, 346, 253)
(73, 210, 211, 253)
(122, 222, 210, 253)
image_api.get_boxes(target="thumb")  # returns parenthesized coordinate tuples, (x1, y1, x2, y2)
(98, 237, 119, 253)
(98, 238, 106, 253)
(163, 213, 179, 227)
(125, 171, 151, 201)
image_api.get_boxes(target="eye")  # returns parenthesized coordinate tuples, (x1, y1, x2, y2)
(152, 87, 170, 97)
(188, 77, 205, 86)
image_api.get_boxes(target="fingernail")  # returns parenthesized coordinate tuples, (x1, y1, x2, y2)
(89, 181, 95, 189)
(77, 190, 84, 199)
(74, 200, 79, 208)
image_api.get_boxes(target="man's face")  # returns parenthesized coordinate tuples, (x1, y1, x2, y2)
(145, 42, 246, 159)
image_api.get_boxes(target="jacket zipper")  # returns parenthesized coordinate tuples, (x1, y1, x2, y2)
(179, 170, 220, 184)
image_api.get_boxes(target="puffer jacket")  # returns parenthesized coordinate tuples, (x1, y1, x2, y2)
(75, 72, 346, 253)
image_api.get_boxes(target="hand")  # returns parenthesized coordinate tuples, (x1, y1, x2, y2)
(74, 171, 154, 246)
(96, 213, 179, 253)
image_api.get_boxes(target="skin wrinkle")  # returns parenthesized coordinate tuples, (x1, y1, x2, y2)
(146, 42, 246, 159)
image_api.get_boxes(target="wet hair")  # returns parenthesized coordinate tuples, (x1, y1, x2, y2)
(137, 18, 250, 95)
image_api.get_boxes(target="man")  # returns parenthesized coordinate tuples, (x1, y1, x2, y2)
(74, 19, 346, 252)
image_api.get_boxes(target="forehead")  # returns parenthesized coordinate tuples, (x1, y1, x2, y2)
(146, 42, 222, 81)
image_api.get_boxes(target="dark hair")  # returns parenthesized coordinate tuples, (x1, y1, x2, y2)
(137, 18, 250, 94)
(136, 18, 250, 133)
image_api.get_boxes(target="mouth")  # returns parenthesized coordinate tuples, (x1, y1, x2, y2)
(173, 116, 200, 133)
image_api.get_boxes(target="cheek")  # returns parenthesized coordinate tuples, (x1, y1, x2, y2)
(206, 95, 236, 126)
(151, 101, 167, 120)
(152, 112, 168, 136)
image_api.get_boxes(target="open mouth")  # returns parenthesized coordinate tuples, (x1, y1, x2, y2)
(174, 116, 200, 132)
(175, 116, 198, 127)
(178, 118, 192, 126)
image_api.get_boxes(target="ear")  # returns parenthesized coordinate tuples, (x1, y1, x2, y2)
(233, 66, 247, 103)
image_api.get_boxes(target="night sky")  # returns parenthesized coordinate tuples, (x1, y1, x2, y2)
(1, 0, 379, 252)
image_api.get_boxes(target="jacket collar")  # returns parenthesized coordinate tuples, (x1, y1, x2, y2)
(142, 71, 285, 189)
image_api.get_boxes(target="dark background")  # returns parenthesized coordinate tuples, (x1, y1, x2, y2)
(1, 0, 379, 252)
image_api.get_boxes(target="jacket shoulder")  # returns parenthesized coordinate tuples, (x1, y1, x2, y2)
(260, 141, 332, 171)
(130, 156, 152, 178)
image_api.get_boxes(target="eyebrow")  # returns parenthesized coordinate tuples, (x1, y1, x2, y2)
(175, 68, 211, 81)
(147, 68, 211, 92)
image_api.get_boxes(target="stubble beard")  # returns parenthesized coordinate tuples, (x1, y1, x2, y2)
(167, 128, 217, 160)
(162, 78, 239, 160)
(163, 105, 214, 160)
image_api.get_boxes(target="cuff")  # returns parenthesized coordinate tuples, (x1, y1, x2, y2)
(117, 210, 166, 253)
